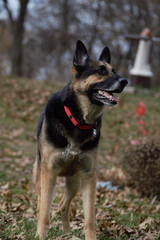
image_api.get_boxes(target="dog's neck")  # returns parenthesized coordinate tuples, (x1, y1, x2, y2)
(75, 94, 105, 125)
(63, 85, 105, 125)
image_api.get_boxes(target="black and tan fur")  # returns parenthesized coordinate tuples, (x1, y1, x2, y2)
(33, 40, 128, 240)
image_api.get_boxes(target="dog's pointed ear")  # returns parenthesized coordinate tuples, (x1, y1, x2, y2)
(73, 40, 89, 66)
(99, 47, 111, 64)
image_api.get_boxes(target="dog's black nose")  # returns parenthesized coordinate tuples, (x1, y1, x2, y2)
(119, 78, 128, 86)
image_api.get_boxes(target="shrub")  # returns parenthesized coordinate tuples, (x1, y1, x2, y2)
(122, 136, 160, 198)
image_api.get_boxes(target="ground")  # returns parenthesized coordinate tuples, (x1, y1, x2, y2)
(0, 76, 160, 240)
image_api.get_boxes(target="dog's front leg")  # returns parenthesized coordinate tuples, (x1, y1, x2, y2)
(37, 163, 56, 240)
(60, 174, 80, 233)
(81, 173, 97, 240)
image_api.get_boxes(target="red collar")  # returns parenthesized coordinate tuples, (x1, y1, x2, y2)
(64, 105, 93, 130)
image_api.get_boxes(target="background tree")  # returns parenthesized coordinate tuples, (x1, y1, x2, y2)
(0, 0, 160, 85)
(2, 0, 29, 76)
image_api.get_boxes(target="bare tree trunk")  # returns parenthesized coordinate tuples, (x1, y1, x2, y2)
(3, 0, 29, 76)
(57, 0, 69, 75)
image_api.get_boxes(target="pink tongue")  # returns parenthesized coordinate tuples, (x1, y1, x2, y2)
(113, 96, 119, 102)
(103, 91, 119, 102)
(103, 91, 111, 98)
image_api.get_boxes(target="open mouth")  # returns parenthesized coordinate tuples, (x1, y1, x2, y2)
(93, 89, 119, 105)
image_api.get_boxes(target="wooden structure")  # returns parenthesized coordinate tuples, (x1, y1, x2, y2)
(126, 28, 160, 88)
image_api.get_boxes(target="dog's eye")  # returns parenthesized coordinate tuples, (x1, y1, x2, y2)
(97, 66, 108, 75)
(112, 68, 116, 74)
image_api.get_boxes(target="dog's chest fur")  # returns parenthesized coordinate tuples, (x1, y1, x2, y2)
(40, 113, 100, 177)
(56, 146, 89, 177)
(41, 131, 97, 177)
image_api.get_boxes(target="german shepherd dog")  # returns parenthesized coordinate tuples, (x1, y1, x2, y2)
(33, 40, 128, 240)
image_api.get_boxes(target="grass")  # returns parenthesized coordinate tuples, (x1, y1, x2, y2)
(0, 76, 160, 239)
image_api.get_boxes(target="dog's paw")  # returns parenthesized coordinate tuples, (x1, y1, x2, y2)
(71, 236, 82, 240)
(36, 228, 48, 240)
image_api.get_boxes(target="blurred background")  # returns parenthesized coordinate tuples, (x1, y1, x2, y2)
(0, 0, 160, 85)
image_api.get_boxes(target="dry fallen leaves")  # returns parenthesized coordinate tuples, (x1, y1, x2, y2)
(139, 217, 155, 230)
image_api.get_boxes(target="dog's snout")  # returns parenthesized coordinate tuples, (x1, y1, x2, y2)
(119, 78, 128, 86)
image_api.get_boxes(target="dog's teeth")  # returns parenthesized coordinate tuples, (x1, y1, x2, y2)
(98, 90, 104, 95)
(98, 91, 115, 101)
